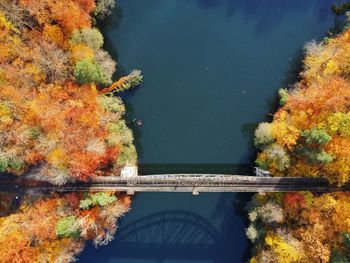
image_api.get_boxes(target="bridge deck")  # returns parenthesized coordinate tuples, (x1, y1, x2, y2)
(0, 174, 349, 194)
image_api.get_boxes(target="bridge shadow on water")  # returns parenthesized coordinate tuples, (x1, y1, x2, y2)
(139, 163, 254, 175)
(80, 205, 251, 262)
(105, 210, 223, 260)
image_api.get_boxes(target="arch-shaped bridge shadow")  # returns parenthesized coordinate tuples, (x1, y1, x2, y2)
(80, 209, 239, 261)
(114, 210, 221, 249)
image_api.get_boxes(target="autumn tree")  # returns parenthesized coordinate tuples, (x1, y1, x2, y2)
(250, 14, 350, 263)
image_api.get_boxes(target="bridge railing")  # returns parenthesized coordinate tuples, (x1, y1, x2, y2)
(91, 174, 329, 187)
(0, 172, 341, 195)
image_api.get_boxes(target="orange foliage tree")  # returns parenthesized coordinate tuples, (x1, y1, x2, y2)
(0, 0, 142, 261)
(249, 10, 350, 263)
(255, 25, 350, 185)
(0, 0, 142, 184)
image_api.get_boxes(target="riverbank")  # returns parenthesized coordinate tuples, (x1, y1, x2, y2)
(0, 1, 139, 261)
(249, 9, 350, 263)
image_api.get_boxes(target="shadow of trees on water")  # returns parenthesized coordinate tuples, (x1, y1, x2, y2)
(187, 0, 342, 35)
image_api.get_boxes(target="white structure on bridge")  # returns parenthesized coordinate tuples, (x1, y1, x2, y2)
(121, 166, 138, 178)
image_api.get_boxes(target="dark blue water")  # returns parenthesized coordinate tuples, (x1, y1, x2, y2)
(79, 1, 341, 262)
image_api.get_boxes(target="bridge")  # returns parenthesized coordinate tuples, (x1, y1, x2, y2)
(69, 174, 350, 194)
(2, 170, 350, 195)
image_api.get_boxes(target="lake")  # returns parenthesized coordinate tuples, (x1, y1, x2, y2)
(79, 0, 342, 262)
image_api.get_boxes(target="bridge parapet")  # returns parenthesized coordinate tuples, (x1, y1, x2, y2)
(0, 173, 343, 194)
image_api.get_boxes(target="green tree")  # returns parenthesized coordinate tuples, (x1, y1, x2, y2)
(79, 192, 117, 210)
(278, 88, 289, 106)
(117, 144, 137, 166)
(299, 148, 333, 165)
(0, 154, 8, 172)
(107, 121, 134, 146)
(94, 50, 116, 85)
(56, 216, 80, 238)
(8, 157, 23, 171)
(301, 128, 331, 146)
(74, 59, 108, 85)
(298, 128, 333, 164)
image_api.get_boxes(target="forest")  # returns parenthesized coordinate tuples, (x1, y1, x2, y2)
(0, 0, 142, 261)
(250, 9, 350, 263)
(2, 0, 350, 262)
